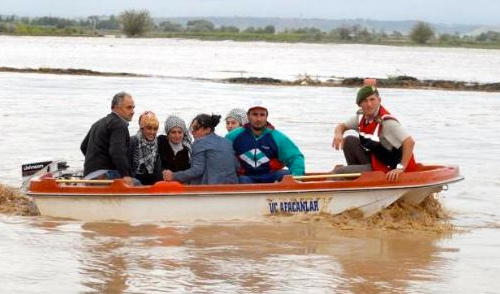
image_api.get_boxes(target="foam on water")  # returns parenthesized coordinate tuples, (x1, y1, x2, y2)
(0, 183, 38, 216)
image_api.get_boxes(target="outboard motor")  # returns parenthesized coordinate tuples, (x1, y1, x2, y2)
(20, 159, 69, 191)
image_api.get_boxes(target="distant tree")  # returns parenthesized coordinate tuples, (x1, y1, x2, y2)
(263, 25, 275, 34)
(218, 25, 239, 33)
(439, 33, 453, 43)
(355, 28, 372, 41)
(293, 27, 321, 34)
(96, 15, 120, 30)
(244, 26, 255, 33)
(186, 19, 215, 32)
(390, 30, 403, 39)
(409, 21, 434, 44)
(336, 27, 352, 40)
(2, 15, 17, 23)
(88, 16, 99, 31)
(476, 31, 500, 42)
(159, 21, 184, 32)
(30, 16, 75, 28)
(244, 25, 276, 34)
(0, 23, 8, 33)
(119, 9, 153, 37)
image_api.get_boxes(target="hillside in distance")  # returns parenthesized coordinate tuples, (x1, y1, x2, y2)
(156, 16, 485, 35)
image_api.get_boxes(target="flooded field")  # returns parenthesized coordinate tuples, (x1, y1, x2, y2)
(0, 37, 499, 293)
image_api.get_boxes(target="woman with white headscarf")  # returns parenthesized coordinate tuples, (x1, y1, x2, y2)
(129, 111, 163, 185)
(158, 115, 192, 173)
(225, 108, 248, 133)
(163, 113, 238, 185)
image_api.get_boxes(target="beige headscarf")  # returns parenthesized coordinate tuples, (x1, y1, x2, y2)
(139, 111, 159, 129)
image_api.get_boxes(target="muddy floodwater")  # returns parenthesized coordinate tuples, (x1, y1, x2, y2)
(0, 37, 499, 293)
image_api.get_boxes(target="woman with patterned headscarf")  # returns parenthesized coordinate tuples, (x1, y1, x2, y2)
(163, 113, 237, 185)
(158, 115, 192, 173)
(129, 111, 163, 185)
(225, 108, 248, 133)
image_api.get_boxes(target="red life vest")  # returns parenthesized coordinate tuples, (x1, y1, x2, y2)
(358, 105, 417, 172)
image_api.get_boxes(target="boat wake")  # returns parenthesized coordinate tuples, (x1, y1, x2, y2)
(0, 183, 39, 216)
(269, 194, 454, 233)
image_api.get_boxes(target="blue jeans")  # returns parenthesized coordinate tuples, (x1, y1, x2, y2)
(83, 169, 122, 180)
(238, 170, 290, 184)
(84, 169, 141, 185)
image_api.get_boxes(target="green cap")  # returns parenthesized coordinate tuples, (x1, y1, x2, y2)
(356, 85, 379, 105)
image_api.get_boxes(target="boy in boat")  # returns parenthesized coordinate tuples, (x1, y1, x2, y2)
(332, 84, 416, 181)
(226, 101, 305, 183)
(80, 91, 135, 186)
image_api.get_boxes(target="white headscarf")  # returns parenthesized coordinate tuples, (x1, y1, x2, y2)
(164, 115, 192, 151)
(225, 108, 248, 126)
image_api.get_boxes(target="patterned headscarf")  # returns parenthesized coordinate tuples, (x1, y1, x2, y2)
(133, 111, 159, 175)
(133, 129, 158, 174)
(164, 115, 192, 150)
(225, 108, 248, 126)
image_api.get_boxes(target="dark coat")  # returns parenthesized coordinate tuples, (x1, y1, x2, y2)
(129, 135, 163, 185)
(80, 112, 131, 177)
(157, 135, 191, 172)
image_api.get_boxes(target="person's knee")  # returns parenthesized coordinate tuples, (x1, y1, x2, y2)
(274, 170, 290, 182)
(238, 175, 254, 184)
(334, 164, 372, 174)
(343, 135, 359, 148)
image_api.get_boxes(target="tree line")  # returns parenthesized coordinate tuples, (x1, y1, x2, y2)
(1, 11, 500, 46)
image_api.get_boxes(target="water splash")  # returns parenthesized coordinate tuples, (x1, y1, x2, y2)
(269, 194, 453, 233)
(0, 182, 39, 216)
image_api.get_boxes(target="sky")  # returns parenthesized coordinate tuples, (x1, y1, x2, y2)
(1, 0, 499, 26)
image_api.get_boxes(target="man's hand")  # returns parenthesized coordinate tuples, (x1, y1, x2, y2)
(332, 134, 344, 150)
(122, 176, 134, 186)
(162, 170, 173, 181)
(332, 123, 347, 150)
(386, 168, 403, 182)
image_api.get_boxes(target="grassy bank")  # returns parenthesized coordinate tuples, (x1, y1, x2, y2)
(2, 23, 500, 49)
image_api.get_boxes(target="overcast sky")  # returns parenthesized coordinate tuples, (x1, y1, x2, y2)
(2, 0, 499, 25)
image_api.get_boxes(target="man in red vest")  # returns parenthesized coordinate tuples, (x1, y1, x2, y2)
(332, 85, 416, 181)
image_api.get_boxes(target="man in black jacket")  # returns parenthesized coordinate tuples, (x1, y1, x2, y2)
(80, 91, 135, 185)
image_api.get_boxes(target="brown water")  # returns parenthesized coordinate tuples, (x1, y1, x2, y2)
(1, 38, 500, 293)
(1, 211, 496, 294)
(0, 185, 488, 293)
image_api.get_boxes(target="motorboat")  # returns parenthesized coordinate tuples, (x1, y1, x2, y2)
(26, 162, 463, 222)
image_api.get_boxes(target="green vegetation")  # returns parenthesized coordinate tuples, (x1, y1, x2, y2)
(409, 22, 434, 44)
(1, 12, 500, 49)
(119, 9, 153, 37)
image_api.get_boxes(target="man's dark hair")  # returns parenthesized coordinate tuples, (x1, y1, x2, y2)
(111, 91, 131, 109)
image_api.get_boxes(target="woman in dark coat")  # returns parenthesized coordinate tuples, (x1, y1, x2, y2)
(157, 115, 192, 173)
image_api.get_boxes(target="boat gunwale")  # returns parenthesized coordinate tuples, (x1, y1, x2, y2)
(27, 175, 464, 198)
